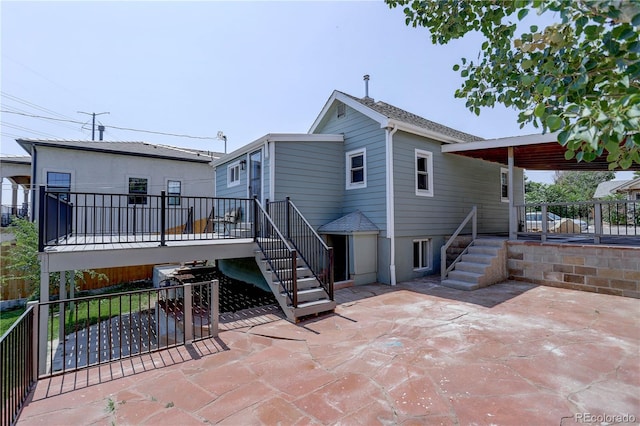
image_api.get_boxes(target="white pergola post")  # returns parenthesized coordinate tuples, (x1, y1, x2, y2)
(508, 147, 516, 240)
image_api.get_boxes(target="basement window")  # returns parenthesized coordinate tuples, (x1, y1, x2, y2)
(413, 239, 432, 271)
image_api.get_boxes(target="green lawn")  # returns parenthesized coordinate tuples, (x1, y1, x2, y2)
(0, 307, 27, 336)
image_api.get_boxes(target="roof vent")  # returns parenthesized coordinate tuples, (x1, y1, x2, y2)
(363, 74, 371, 100)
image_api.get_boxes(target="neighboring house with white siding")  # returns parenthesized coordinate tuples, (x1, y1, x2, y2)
(214, 90, 525, 286)
(16, 139, 219, 223)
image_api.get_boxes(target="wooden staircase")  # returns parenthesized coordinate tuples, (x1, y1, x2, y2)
(254, 247, 336, 322)
(441, 238, 507, 290)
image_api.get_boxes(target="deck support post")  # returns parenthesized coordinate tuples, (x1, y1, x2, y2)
(38, 254, 49, 375)
(211, 280, 219, 337)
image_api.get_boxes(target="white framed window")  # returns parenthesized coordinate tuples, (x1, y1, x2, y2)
(337, 102, 346, 118)
(415, 149, 433, 197)
(167, 180, 181, 206)
(500, 167, 509, 202)
(227, 162, 241, 187)
(413, 239, 432, 270)
(346, 148, 366, 190)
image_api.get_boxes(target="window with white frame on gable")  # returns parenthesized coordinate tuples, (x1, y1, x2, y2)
(47, 171, 71, 201)
(415, 149, 433, 197)
(128, 177, 148, 205)
(337, 102, 346, 118)
(346, 148, 366, 189)
(500, 168, 509, 202)
(167, 180, 181, 206)
(227, 162, 241, 187)
(413, 239, 432, 270)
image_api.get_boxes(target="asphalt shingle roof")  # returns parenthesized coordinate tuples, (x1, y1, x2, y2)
(338, 91, 483, 143)
(16, 139, 221, 163)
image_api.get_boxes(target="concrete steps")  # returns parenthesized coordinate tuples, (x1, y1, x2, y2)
(441, 238, 507, 291)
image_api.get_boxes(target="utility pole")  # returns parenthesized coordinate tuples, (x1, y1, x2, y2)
(78, 111, 109, 141)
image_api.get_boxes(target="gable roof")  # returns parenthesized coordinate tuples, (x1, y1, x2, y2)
(16, 139, 221, 163)
(593, 179, 633, 198)
(309, 90, 483, 144)
(318, 210, 379, 234)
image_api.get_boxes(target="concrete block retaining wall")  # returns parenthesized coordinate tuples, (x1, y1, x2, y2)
(508, 241, 640, 299)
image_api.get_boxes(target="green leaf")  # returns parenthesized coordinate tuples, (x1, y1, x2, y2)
(518, 9, 529, 20)
(534, 103, 546, 118)
(564, 149, 575, 160)
(546, 114, 563, 132)
(558, 130, 570, 146)
(633, 13, 640, 27)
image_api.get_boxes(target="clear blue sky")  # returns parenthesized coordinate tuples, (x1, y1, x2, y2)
(0, 1, 633, 189)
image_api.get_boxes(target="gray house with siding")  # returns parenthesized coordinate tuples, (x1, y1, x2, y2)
(214, 90, 525, 286)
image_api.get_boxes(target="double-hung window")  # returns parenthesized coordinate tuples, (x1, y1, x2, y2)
(227, 162, 241, 187)
(346, 148, 366, 189)
(128, 177, 148, 205)
(500, 168, 509, 202)
(415, 149, 433, 197)
(167, 180, 181, 206)
(47, 171, 71, 201)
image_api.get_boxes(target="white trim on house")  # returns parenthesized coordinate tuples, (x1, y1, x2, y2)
(500, 167, 509, 203)
(412, 238, 432, 271)
(441, 132, 560, 153)
(386, 126, 398, 286)
(346, 148, 367, 190)
(415, 149, 434, 197)
(309, 91, 469, 143)
(227, 161, 241, 188)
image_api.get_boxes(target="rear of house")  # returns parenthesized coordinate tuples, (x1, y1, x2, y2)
(215, 91, 525, 286)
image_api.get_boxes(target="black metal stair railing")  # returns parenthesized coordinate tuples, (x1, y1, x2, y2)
(254, 198, 298, 307)
(267, 198, 334, 301)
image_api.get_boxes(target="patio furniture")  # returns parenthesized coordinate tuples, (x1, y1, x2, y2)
(210, 206, 242, 235)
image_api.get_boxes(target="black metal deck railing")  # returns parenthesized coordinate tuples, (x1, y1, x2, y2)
(267, 198, 334, 300)
(516, 199, 639, 243)
(1, 304, 36, 426)
(37, 187, 253, 250)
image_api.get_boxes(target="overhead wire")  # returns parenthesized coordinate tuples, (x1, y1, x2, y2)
(1, 110, 217, 140)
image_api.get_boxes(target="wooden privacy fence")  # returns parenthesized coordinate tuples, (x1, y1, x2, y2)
(1, 248, 154, 301)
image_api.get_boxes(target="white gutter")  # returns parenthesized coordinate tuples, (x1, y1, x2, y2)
(386, 125, 399, 285)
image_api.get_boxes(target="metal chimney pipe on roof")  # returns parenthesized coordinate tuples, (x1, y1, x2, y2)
(363, 74, 370, 98)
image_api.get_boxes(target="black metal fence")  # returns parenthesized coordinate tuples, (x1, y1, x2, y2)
(517, 199, 640, 243)
(267, 198, 334, 300)
(1, 304, 36, 426)
(37, 281, 218, 377)
(38, 187, 253, 250)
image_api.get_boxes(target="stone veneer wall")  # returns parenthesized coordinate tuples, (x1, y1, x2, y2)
(507, 241, 639, 299)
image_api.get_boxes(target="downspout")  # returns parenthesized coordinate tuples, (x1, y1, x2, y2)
(386, 125, 398, 285)
(508, 146, 516, 240)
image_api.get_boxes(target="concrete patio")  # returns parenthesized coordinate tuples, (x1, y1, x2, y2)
(17, 278, 640, 425)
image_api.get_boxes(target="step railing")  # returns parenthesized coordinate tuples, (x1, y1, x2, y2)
(441, 206, 477, 280)
(254, 198, 298, 307)
(267, 198, 334, 300)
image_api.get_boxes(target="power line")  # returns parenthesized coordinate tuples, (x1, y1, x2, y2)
(0, 110, 218, 140)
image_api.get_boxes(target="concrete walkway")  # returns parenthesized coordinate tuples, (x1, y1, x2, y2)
(18, 279, 640, 425)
